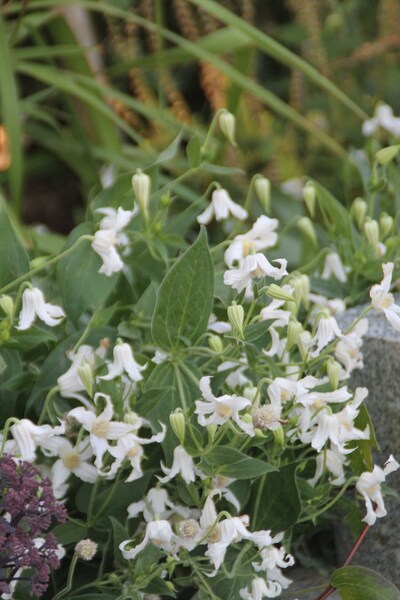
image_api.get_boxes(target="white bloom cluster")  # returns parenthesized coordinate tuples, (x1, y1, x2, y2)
(362, 103, 400, 137)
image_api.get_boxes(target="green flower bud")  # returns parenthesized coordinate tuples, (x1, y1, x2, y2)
(209, 334, 223, 354)
(254, 176, 271, 213)
(273, 424, 285, 447)
(287, 319, 303, 350)
(376, 144, 400, 165)
(241, 413, 253, 425)
(364, 218, 380, 249)
(292, 273, 310, 309)
(351, 197, 367, 230)
(169, 409, 186, 445)
(219, 110, 236, 146)
(160, 193, 171, 208)
(266, 283, 295, 303)
(327, 359, 340, 390)
(298, 216, 317, 247)
(124, 411, 140, 425)
(132, 169, 151, 218)
(302, 181, 316, 217)
(77, 360, 94, 398)
(227, 302, 245, 339)
(0, 295, 14, 320)
(286, 300, 298, 317)
(207, 423, 217, 442)
(298, 330, 312, 360)
(379, 212, 393, 238)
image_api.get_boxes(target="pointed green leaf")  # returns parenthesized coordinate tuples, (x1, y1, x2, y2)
(331, 566, 400, 599)
(200, 446, 277, 479)
(0, 197, 30, 287)
(151, 228, 214, 351)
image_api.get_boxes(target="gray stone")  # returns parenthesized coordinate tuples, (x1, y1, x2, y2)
(335, 304, 400, 587)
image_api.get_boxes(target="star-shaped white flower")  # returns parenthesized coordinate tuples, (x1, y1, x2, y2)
(49, 438, 97, 498)
(120, 519, 178, 560)
(10, 419, 65, 461)
(370, 262, 400, 331)
(321, 252, 347, 283)
(68, 393, 134, 468)
(16, 288, 65, 330)
(91, 206, 136, 276)
(158, 445, 197, 485)
(224, 253, 288, 295)
(100, 342, 146, 382)
(197, 188, 248, 225)
(195, 376, 253, 435)
(356, 455, 399, 526)
(224, 216, 279, 267)
(57, 345, 97, 401)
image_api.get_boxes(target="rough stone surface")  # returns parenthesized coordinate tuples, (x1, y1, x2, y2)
(335, 304, 400, 587)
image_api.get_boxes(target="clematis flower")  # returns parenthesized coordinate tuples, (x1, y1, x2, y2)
(68, 393, 134, 468)
(356, 455, 400, 526)
(310, 313, 342, 356)
(224, 253, 288, 295)
(321, 252, 347, 283)
(224, 216, 279, 267)
(100, 341, 146, 382)
(195, 376, 254, 435)
(362, 103, 400, 137)
(96, 206, 137, 231)
(57, 344, 98, 401)
(239, 576, 283, 599)
(370, 262, 400, 331)
(48, 438, 97, 498)
(120, 519, 178, 560)
(197, 188, 248, 225)
(127, 487, 190, 522)
(10, 419, 65, 461)
(16, 287, 65, 330)
(334, 319, 368, 378)
(158, 445, 197, 485)
(308, 444, 349, 487)
(91, 206, 136, 276)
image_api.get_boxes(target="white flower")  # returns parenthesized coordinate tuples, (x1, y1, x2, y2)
(120, 519, 177, 560)
(158, 445, 197, 485)
(310, 314, 342, 356)
(260, 298, 291, 329)
(16, 288, 65, 330)
(280, 177, 304, 200)
(309, 293, 346, 315)
(321, 252, 347, 283)
(128, 487, 190, 522)
(308, 444, 349, 487)
(197, 188, 248, 225)
(48, 438, 97, 498)
(239, 576, 283, 599)
(100, 342, 146, 382)
(195, 376, 253, 435)
(224, 216, 279, 267)
(217, 356, 249, 388)
(370, 262, 400, 331)
(224, 253, 288, 295)
(335, 318, 368, 378)
(91, 206, 135, 276)
(57, 345, 97, 401)
(96, 206, 137, 231)
(356, 455, 400, 526)
(10, 419, 65, 461)
(362, 103, 400, 137)
(68, 393, 134, 468)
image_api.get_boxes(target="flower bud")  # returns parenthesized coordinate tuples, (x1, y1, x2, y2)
(376, 144, 400, 165)
(75, 539, 98, 561)
(266, 284, 294, 303)
(77, 360, 93, 398)
(227, 302, 245, 339)
(0, 295, 14, 319)
(379, 212, 393, 238)
(241, 413, 254, 425)
(132, 169, 151, 218)
(327, 359, 340, 390)
(287, 319, 303, 350)
(302, 181, 316, 217)
(273, 424, 285, 447)
(219, 110, 236, 146)
(254, 176, 271, 213)
(169, 409, 186, 445)
(298, 216, 317, 247)
(160, 193, 171, 208)
(286, 300, 298, 317)
(291, 274, 310, 309)
(243, 385, 257, 403)
(207, 423, 217, 442)
(351, 197, 367, 229)
(364, 218, 380, 249)
(208, 334, 223, 354)
(298, 330, 312, 360)
(124, 411, 140, 425)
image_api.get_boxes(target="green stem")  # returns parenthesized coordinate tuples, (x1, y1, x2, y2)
(0, 417, 19, 457)
(38, 385, 60, 425)
(0, 235, 93, 295)
(201, 109, 225, 154)
(52, 554, 78, 600)
(297, 476, 358, 524)
(87, 477, 102, 527)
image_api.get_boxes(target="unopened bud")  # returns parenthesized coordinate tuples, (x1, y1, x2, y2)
(75, 539, 97, 561)
(219, 110, 236, 146)
(376, 144, 400, 165)
(254, 176, 271, 213)
(77, 360, 93, 398)
(351, 197, 367, 229)
(327, 359, 340, 390)
(298, 216, 317, 247)
(132, 169, 151, 218)
(379, 212, 393, 238)
(302, 181, 316, 217)
(0, 295, 14, 320)
(286, 300, 298, 316)
(227, 302, 245, 339)
(207, 424, 217, 442)
(292, 274, 310, 309)
(298, 330, 312, 360)
(273, 424, 285, 447)
(241, 413, 253, 425)
(160, 193, 171, 208)
(209, 334, 223, 354)
(124, 411, 139, 425)
(287, 320, 303, 349)
(364, 218, 380, 249)
(266, 283, 294, 303)
(243, 385, 257, 403)
(169, 409, 186, 445)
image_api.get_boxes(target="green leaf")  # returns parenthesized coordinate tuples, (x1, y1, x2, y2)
(186, 136, 201, 168)
(0, 197, 30, 287)
(331, 566, 400, 599)
(53, 520, 88, 545)
(151, 130, 184, 166)
(311, 180, 354, 241)
(251, 463, 301, 532)
(110, 516, 129, 567)
(57, 223, 118, 323)
(151, 228, 214, 351)
(200, 446, 277, 479)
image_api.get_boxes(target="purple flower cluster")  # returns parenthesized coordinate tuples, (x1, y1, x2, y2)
(0, 454, 66, 597)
